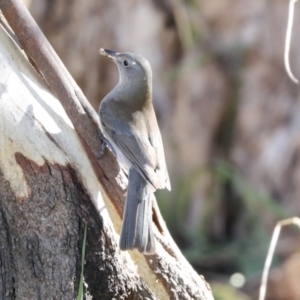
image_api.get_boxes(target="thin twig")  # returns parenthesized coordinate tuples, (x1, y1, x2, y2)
(259, 217, 300, 300)
(284, 0, 299, 84)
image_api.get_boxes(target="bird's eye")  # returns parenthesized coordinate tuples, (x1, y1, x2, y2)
(123, 60, 129, 67)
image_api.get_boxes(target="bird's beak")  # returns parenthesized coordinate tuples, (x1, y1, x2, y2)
(99, 48, 118, 60)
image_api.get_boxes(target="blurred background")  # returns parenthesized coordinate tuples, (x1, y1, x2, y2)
(28, 0, 300, 299)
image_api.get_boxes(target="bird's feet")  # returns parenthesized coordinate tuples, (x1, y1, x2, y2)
(98, 132, 116, 158)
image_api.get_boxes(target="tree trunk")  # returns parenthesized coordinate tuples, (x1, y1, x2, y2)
(0, 1, 214, 299)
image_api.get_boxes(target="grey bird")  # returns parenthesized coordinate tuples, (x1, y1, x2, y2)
(99, 48, 171, 254)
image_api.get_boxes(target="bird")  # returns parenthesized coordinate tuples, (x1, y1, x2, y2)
(98, 48, 171, 254)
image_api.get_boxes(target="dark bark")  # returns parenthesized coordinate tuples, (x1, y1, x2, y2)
(0, 156, 155, 299)
(0, 160, 79, 299)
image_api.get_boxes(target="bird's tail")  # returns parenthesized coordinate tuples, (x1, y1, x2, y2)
(119, 168, 156, 254)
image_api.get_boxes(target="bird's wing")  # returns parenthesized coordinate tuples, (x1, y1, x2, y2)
(100, 105, 160, 190)
(148, 131, 171, 191)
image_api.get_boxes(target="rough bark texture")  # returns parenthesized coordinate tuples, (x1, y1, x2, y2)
(0, 158, 155, 299)
(0, 160, 79, 299)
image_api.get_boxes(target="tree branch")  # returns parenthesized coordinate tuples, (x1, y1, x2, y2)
(0, 0, 125, 214)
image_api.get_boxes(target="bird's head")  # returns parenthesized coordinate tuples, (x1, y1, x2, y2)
(99, 48, 152, 89)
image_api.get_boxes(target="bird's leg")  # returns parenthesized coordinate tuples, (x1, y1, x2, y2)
(98, 131, 117, 158)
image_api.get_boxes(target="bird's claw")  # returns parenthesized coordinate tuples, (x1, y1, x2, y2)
(98, 132, 116, 158)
